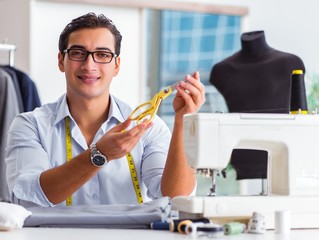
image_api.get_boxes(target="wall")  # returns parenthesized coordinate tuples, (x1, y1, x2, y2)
(0, 0, 145, 106)
(0, 0, 31, 72)
(199, 0, 319, 74)
(1, 0, 319, 104)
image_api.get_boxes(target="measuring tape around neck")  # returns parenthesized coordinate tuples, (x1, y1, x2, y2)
(126, 152, 143, 203)
(65, 117, 73, 206)
(64, 117, 143, 206)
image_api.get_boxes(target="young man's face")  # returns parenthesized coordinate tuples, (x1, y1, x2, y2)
(58, 27, 120, 101)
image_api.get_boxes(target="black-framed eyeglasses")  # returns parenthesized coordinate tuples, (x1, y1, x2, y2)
(63, 48, 117, 64)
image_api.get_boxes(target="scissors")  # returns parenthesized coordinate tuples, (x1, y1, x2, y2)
(129, 81, 182, 124)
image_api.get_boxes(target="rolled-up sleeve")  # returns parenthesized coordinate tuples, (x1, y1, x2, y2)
(141, 116, 197, 199)
(5, 114, 53, 207)
(140, 117, 171, 199)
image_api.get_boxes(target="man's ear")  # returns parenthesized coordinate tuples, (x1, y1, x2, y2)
(113, 56, 120, 76)
(58, 52, 65, 72)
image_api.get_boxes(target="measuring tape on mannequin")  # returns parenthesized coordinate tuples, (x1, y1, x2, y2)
(65, 117, 143, 206)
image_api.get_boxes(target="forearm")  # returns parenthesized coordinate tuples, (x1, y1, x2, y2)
(40, 149, 99, 204)
(161, 115, 196, 197)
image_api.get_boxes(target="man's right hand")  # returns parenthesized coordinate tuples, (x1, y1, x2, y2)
(96, 119, 153, 161)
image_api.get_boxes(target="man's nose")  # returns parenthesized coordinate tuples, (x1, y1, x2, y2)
(81, 53, 96, 69)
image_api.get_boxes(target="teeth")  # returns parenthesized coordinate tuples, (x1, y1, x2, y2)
(81, 77, 96, 81)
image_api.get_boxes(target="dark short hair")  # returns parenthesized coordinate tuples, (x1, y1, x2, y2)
(58, 12, 122, 56)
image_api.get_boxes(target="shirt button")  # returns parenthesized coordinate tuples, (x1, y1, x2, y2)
(92, 194, 98, 199)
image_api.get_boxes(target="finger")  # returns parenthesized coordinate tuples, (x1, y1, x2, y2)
(115, 122, 152, 153)
(176, 84, 195, 104)
(184, 71, 200, 85)
(108, 119, 131, 133)
(187, 72, 205, 95)
(122, 119, 153, 140)
(179, 77, 204, 100)
(100, 120, 153, 160)
(192, 70, 200, 80)
(177, 79, 205, 108)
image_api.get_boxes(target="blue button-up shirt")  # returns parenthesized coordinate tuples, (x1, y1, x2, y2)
(5, 94, 171, 207)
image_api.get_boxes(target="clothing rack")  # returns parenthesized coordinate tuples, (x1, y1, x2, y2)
(0, 43, 16, 66)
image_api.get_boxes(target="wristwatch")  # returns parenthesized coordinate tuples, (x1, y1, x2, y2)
(89, 143, 108, 167)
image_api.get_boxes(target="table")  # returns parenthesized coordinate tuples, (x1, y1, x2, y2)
(1, 227, 319, 240)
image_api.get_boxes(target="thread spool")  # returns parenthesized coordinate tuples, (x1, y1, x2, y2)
(150, 221, 170, 230)
(177, 220, 193, 234)
(290, 69, 308, 114)
(275, 210, 290, 234)
(224, 222, 246, 235)
(247, 212, 266, 234)
(185, 222, 205, 237)
(169, 218, 211, 232)
(185, 222, 224, 238)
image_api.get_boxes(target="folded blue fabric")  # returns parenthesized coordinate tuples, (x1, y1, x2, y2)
(23, 197, 171, 229)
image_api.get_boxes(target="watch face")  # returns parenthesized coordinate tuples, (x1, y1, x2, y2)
(92, 154, 106, 167)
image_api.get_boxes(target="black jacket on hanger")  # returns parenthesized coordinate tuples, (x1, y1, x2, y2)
(3, 65, 41, 112)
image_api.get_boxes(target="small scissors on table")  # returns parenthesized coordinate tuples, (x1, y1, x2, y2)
(129, 81, 182, 124)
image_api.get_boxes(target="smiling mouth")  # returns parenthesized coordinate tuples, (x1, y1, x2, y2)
(78, 75, 100, 83)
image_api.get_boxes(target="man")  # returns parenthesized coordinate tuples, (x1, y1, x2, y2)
(5, 13, 205, 207)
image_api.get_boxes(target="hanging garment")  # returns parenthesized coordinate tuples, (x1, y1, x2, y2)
(3, 66, 41, 112)
(0, 68, 21, 202)
(0, 67, 24, 112)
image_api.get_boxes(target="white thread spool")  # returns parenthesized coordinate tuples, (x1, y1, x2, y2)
(275, 210, 290, 234)
(185, 222, 204, 237)
(247, 212, 266, 234)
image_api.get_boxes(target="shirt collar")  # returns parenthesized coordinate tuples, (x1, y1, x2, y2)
(53, 94, 127, 126)
(54, 94, 71, 125)
(106, 95, 126, 124)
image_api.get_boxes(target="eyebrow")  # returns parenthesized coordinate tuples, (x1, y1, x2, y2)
(68, 45, 113, 52)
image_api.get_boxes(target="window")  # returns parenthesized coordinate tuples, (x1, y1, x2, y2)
(147, 10, 242, 129)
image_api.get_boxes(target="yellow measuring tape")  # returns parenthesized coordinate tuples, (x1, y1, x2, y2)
(65, 117, 73, 206)
(126, 152, 143, 203)
(64, 117, 143, 206)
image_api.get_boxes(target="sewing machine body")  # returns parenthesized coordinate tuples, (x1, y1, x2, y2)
(172, 113, 319, 229)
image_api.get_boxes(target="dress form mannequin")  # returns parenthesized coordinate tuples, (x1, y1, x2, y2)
(209, 30, 305, 113)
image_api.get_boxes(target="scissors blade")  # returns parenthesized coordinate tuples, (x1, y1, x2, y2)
(169, 81, 181, 90)
(161, 81, 180, 98)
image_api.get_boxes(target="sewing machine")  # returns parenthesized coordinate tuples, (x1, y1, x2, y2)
(172, 113, 319, 229)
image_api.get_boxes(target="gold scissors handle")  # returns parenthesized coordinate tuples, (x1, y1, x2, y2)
(129, 83, 177, 124)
